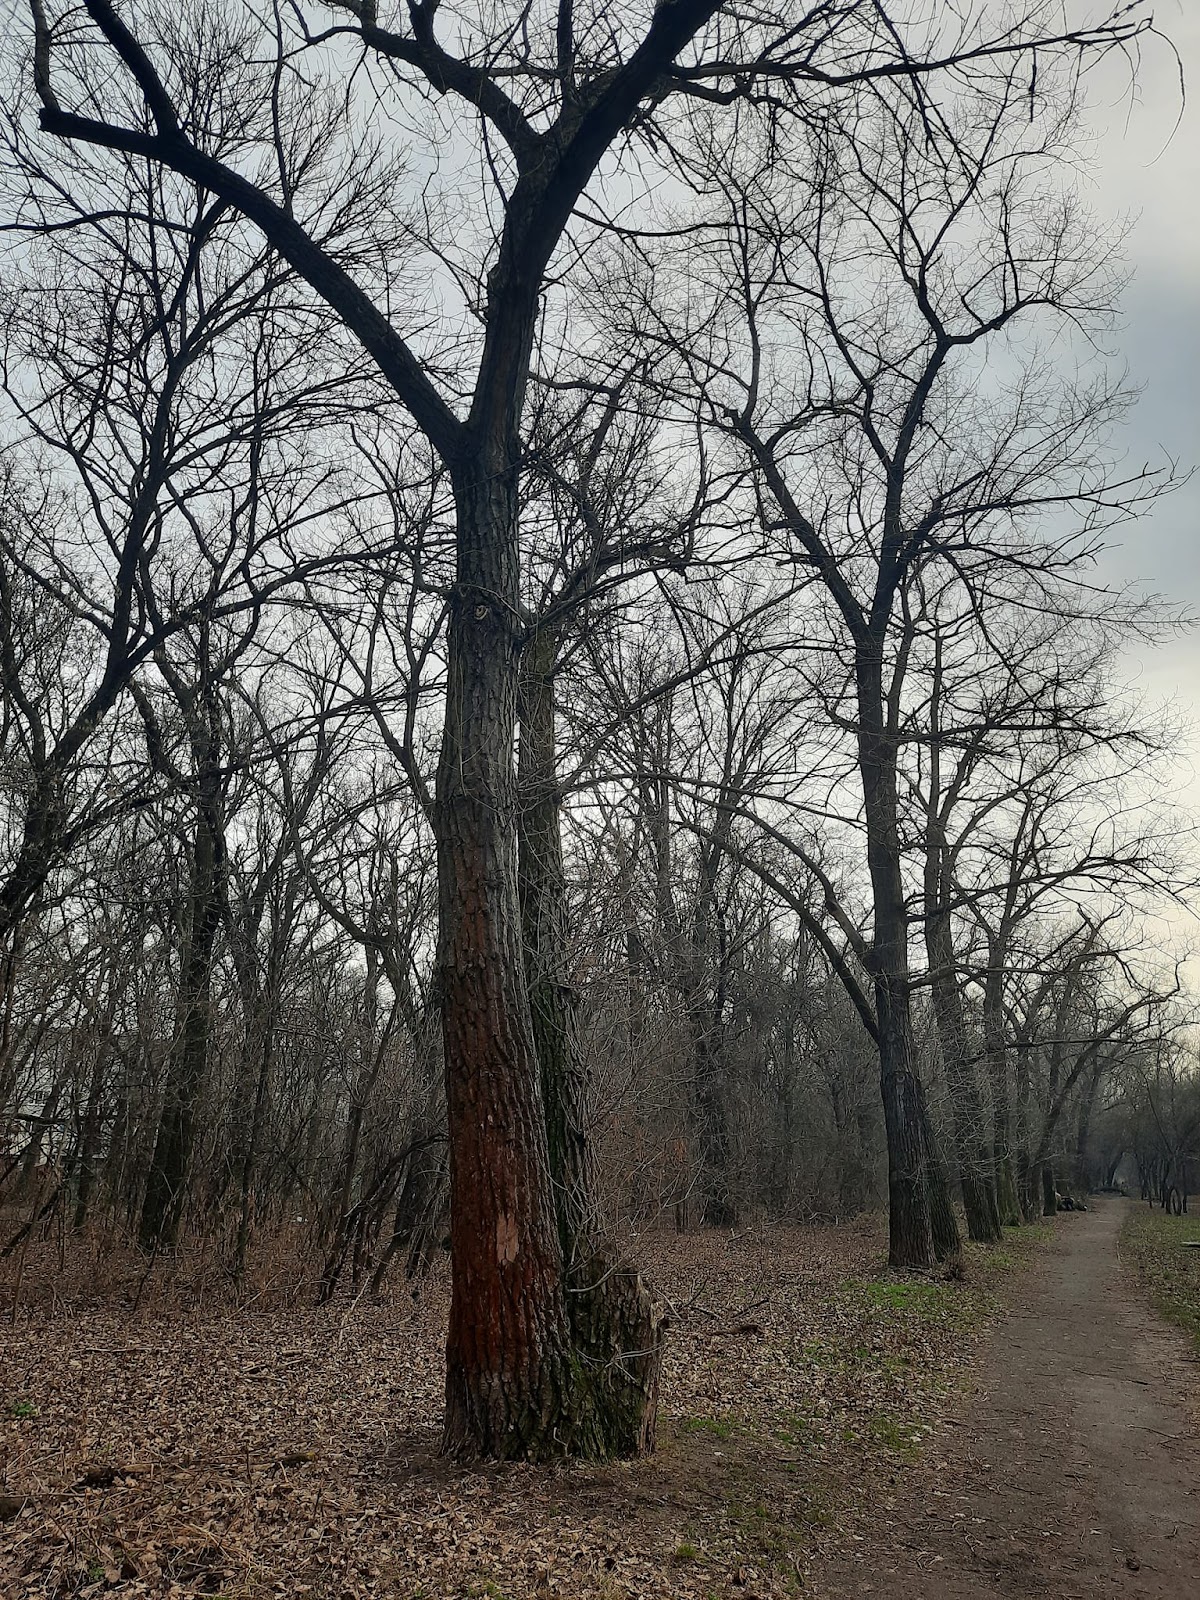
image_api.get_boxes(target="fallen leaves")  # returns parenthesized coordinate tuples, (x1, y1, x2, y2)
(0, 1218, 1039, 1599)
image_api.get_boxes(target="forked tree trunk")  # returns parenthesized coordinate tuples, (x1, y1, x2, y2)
(517, 625, 662, 1457)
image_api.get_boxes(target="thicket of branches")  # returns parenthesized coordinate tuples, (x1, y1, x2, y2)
(1, 0, 1196, 1461)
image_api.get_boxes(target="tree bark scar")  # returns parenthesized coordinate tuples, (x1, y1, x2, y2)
(496, 1211, 519, 1264)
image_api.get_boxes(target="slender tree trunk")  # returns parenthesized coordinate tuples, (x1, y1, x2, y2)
(234, 1008, 274, 1279)
(139, 769, 223, 1249)
(1074, 1057, 1105, 1194)
(73, 1039, 110, 1230)
(0, 928, 26, 1119)
(914, 1076, 962, 1261)
(926, 914, 1002, 1243)
(518, 628, 595, 1264)
(984, 958, 1021, 1225)
(857, 645, 933, 1268)
(517, 624, 662, 1457)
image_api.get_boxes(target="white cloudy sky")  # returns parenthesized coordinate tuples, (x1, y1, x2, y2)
(1080, 2, 1200, 795)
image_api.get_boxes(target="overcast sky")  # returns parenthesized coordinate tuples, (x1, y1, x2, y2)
(1081, 3, 1200, 803)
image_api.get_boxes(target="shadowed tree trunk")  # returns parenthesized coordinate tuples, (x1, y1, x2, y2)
(517, 623, 662, 1457)
(858, 642, 934, 1269)
(914, 1076, 962, 1261)
(984, 947, 1022, 1225)
(926, 910, 1002, 1243)
(139, 744, 224, 1250)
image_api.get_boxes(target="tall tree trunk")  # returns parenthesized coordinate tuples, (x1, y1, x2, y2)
(234, 1005, 274, 1279)
(1073, 1056, 1105, 1195)
(437, 460, 643, 1460)
(518, 627, 595, 1265)
(925, 914, 1002, 1243)
(139, 766, 223, 1249)
(857, 645, 933, 1269)
(915, 1076, 962, 1261)
(73, 1035, 111, 1231)
(517, 624, 662, 1457)
(983, 954, 1021, 1225)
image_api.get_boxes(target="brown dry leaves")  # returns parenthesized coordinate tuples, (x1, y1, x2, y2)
(0, 1220, 1040, 1600)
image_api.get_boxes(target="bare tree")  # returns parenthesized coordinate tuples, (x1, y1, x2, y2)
(22, 0, 1158, 1452)
(623, 34, 1174, 1265)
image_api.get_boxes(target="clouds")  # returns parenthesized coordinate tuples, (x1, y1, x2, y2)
(1083, 4, 1200, 782)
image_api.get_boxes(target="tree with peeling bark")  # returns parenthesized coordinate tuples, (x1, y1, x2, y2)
(20, 0, 1161, 1453)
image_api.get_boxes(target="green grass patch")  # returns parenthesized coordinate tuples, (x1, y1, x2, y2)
(1122, 1206, 1200, 1353)
(867, 1411, 924, 1460)
(679, 1412, 740, 1440)
(857, 1279, 959, 1316)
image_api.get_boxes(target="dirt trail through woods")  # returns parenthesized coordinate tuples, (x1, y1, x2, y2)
(813, 1197, 1200, 1599)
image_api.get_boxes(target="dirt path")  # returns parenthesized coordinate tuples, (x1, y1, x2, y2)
(812, 1197, 1200, 1599)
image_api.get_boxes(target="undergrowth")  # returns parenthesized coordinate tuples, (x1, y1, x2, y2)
(1121, 1205, 1200, 1354)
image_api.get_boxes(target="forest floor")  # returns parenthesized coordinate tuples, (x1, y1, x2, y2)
(0, 1199, 1195, 1599)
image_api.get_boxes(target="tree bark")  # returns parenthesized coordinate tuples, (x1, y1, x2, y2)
(926, 912, 1002, 1243)
(983, 952, 1021, 1225)
(856, 643, 933, 1268)
(139, 757, 224, 1250)
(517, 623, 662, 1457)
(437, 458, 632, 1460)
(915, 1076, 962, 1261)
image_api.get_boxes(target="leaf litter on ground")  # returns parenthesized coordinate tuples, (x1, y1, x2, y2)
(1, 1216, 1051, 1599)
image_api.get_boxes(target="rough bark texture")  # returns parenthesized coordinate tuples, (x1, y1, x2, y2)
(437, 463, 580, 1460)
(139, 758, 224, 1250)
(517, 625, 662, 1457)
(926, 912, 1002, 1243)
(857, 645, 933, 1269)
(921, 638, 1002, 1244)
(915, 1076, 962, 1261)
(518, 628, 596, 1268)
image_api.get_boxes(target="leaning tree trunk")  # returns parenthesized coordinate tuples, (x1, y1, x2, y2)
(517, 624, 662, 1457)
